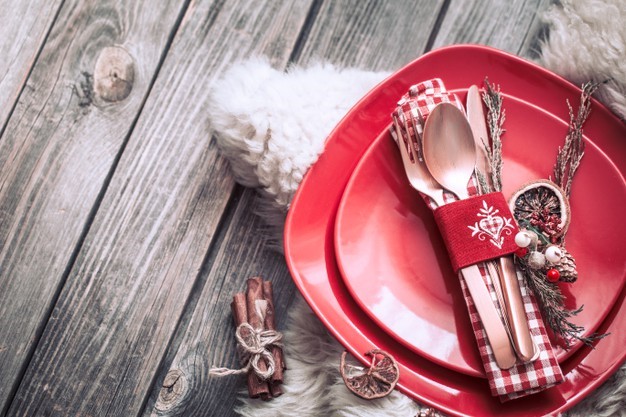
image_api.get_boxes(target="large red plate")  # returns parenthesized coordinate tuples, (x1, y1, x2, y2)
(334, 92, 626, 377)
(284, 45, 626, 416)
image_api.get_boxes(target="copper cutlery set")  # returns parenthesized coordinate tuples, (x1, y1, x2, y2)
(392, 85, 537, 369)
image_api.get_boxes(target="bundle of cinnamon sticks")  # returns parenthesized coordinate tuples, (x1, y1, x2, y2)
(231, 277, 286, 399)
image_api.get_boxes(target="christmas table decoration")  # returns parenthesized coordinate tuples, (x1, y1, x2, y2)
(391, 79, 564, 400)
(340, 349, 399, 400)
(508, 81, 610, 347)
(210, 37, 626, 415)
(210, 277, 286, 399)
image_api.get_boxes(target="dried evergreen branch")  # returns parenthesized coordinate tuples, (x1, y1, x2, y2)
(516, 258, 608, 348)
(482, 79, 506, 191)
(480, 78, 609, 348)
(475, 169, 490, 194)
(553, 81, 602, 197)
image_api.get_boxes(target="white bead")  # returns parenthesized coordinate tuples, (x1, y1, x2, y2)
(545, 245, 563, 263)
(515, 231, 531, 248)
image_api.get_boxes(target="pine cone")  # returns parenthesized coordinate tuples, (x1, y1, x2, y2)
(555, 248, 577, 283)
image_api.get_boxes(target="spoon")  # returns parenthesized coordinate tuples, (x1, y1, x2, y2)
(422, 103, 517, 369)
(422, 103, 476, 200)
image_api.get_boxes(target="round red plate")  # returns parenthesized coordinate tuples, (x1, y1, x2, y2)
(285, 45, 626, 416)
(334, 92, 626, 377)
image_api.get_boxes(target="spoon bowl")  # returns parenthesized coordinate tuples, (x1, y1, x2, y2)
(422, 103, 477, 199)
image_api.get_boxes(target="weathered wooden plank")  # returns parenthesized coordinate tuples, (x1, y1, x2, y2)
(7, 1, 312, 416)
(0, 0, 188, 414)
(0, 0, 63, 130)
(141, 1, 449, 416)
(433, 0, 552, 57)
(295, 0, 445, 70)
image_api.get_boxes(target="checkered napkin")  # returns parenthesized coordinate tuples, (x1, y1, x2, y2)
(391, 79, 564, 401)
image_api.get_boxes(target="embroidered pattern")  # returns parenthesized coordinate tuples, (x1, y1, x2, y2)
(468, 200, 515, 249)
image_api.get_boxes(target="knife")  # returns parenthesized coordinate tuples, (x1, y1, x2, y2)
(467, 84, 507, 316)
(466, 85, 536, 362)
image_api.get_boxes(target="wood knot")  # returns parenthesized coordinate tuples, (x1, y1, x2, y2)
(155, 369, 188, 412)
(93, 46, 134, 102)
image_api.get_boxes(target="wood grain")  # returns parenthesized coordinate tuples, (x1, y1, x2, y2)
(0, 0, 188, 414)
(6, 1, 311, 416)
(0, 0, 62, 130)
(295, 0, 446, 70)
(433, 0, 552, 57)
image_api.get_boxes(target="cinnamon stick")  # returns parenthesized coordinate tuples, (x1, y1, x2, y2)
(262, 280, 285, 397)
(231, 292, 270, 400)
(245, 278, 272, 400)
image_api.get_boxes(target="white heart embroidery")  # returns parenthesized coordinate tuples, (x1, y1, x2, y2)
(468, 200, 515, 249)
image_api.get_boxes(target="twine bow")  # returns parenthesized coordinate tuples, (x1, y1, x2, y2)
(210, 300, 283, 380)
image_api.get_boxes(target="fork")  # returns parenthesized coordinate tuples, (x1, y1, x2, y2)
(392, 115, 445, 207)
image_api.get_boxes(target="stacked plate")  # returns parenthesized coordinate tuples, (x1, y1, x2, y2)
(284, 45, 626, 416)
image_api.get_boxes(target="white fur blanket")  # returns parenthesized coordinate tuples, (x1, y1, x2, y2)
(208, 1, 626, 416)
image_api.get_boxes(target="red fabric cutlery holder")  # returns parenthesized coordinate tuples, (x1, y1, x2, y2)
(433, 192, 519, 272)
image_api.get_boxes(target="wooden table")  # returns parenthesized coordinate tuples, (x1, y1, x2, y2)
(0, 1, 551, 415)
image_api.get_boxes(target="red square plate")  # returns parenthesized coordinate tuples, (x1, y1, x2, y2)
(285, 45, 626, 416)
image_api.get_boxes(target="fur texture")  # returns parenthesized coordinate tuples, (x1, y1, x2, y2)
(539, 0, 626, 120)
(208, 59, 387, 249)
(209, 1, 626, 415)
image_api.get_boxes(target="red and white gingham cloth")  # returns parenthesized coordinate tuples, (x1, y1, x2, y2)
(391, 79, 564, 401)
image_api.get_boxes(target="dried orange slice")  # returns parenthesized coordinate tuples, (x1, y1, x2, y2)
(340, 349, 399, 399)
(509, 180, 570, 242)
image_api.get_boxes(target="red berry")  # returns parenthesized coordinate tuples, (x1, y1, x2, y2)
(546, 268, 560, 282)
(514, 247, 529, 258)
